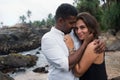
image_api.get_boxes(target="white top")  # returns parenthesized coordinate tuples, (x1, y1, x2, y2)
(41, 27, 79, 80)
(70, 29, 81, 50)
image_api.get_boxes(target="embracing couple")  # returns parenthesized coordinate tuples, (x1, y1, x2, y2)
(41, 3, 107, 80)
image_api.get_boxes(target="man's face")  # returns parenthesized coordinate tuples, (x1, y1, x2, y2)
(62, 16, 76, 34)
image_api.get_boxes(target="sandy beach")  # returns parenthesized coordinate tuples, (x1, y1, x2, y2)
(11, 51, 120, 80)
(105, 51, 120, 79)
(14, 71, 48, 80)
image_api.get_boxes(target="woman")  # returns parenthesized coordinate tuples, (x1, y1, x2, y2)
(65, 12, 107, 80)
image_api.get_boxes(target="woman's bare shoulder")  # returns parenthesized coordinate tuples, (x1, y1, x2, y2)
(87, 41, 97, 49)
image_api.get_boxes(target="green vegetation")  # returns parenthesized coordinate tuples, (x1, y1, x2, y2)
(74, 0, 102, 23)
(19, 10, 55, 28)
(1, 0, 119, 35)
(102, 1, 120, 35)
(32, 13, 55, 28)
(73, 0, 120, 34)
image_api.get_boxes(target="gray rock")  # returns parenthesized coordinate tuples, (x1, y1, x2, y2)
(106, 39, 120, 51)
(0, 53, 38, 71)
(0, 72, 14, 80)
(0, 23, 49, 55)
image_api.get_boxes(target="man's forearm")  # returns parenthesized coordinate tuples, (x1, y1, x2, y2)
(69, 42, 88, 69)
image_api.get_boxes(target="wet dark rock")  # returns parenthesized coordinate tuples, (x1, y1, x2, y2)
(0, 23, 50, 55)
(33, 65, 49, 73)
(38, 47, 41, 50)
(0, 71, 14, 80)
(36, 51, 40, 54)
(0, 53, 38, 72)
(110, 76, 120, 80)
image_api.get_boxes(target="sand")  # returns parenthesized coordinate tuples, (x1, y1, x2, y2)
(12, 51, 120, 80)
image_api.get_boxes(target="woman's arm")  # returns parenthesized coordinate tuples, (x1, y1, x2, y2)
(73, 41, 100, 77)
(64, 34, 75, 54)
(64, 34, 94, 70)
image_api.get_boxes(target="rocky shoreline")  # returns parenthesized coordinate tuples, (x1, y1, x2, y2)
(12, 51, 120, 80)
(0, 23, 50, 54)
(3, 51, 119, 80)
(0, 23, 120, 80)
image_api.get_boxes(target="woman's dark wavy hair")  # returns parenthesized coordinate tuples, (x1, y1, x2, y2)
(76, 12, 100, 39)
(55, 3, 78, 21)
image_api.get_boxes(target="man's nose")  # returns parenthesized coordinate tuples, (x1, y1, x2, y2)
(72, 24, 75, 27)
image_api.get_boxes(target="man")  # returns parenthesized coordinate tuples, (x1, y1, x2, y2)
(41, 3, 104, 80)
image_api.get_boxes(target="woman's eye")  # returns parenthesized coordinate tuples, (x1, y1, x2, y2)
(79, 25, 86, 29)
(74, 27, 78, 30)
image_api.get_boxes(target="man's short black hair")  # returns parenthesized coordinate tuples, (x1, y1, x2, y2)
(55, 3, 78, 21)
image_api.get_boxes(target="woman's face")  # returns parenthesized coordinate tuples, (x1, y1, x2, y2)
(74, 19, 90, 40)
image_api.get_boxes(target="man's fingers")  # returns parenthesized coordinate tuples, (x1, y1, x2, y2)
(95, 39, 105, 53)
(96, 45, 105, 53)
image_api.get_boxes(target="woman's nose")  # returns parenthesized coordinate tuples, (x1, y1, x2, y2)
(77, 28, 82, 33)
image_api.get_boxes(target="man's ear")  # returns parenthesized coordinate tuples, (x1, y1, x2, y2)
(58, 17, 64, 24)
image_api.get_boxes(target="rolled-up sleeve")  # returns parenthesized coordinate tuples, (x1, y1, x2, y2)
(41, 36, 69, 71)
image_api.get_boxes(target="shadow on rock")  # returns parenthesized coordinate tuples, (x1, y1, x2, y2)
(0, 71, 14, 80)
(0, 23, 50, 55)
(0, 53, 38, 73)
(33, 65, 49, 73)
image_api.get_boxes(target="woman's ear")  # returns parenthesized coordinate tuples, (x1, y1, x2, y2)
(89, 29, 94, 34)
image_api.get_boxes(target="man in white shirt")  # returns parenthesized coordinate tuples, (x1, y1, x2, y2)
(41, 3, 107, 80)
(41, 3, 94, 80)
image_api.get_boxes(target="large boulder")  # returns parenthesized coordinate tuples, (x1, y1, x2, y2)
(0, 23, 49, 55)
(0, 53, 38, 72)
(106, 39, 120, 51)
(0, 71, 14, 80)
(100, 32, 120, 51)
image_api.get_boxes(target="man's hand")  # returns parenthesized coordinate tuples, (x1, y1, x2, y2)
(84, 33, 94, 44)
(93, 39, 106, 53)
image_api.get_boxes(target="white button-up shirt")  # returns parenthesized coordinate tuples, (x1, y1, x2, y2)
(41, 27, 79, 80)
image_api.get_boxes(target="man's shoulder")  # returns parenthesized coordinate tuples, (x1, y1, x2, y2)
(42, 31, 51, 39)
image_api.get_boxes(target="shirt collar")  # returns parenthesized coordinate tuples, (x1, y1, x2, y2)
(51, 27, 65, 36)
